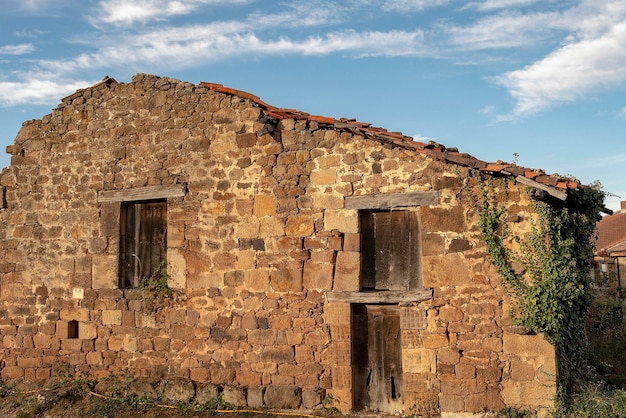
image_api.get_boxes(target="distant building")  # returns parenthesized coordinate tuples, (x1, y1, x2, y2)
(593, 201, 626, 289)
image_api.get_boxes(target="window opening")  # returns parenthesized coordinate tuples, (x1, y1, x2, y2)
(119, 200, 167, 288)
(68, 320, 79, 339)
(360, 210, 421, 291)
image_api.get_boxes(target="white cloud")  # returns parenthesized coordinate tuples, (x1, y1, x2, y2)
(480, 105, 495, 115)
(413, 133, 435, 142)
(495, 20, 626, 118)
(381, 0, 449, 12)
(0, 24, 427, 106)
(91, 0, 251, 26)
(0, 44, 35, 55)
(0, 76, 94, 106)
(443, 11, 560, 50)
(463, 0, 546, 12)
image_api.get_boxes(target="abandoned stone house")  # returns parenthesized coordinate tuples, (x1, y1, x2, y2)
(0, 73, 582, 415)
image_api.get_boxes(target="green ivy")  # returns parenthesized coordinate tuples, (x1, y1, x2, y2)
(465, 171, 605, 403)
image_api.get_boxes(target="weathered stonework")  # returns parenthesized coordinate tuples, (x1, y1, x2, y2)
(0, 74, 557, 415)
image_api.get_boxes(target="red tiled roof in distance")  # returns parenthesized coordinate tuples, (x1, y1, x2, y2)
(595, 210, 626, 254)
(200, 81, 581, 193)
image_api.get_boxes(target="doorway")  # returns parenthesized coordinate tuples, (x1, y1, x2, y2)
(352, 304, 403, 414)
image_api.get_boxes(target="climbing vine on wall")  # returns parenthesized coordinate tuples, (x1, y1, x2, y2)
(464, 170, 605, 403)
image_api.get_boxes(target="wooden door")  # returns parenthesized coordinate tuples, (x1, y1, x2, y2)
(352, 305, 403, 414)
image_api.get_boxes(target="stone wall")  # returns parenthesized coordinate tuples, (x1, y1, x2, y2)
(0, 74, 555, 415)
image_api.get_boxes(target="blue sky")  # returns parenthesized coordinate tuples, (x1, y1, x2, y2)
(1, 0, 625, 210)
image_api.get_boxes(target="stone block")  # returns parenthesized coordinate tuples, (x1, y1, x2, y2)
(1, 366, 23, 379)
(211, 367, 236, 384)
(400, 307, 427, 330)
(455, 363, 475, 379)
(465, 388, 505, 412)
(270, 268, 302, 292)
(108, 335, 124, 351)
(259, 217, 284, 236)
(323, 342, 351, 366)
(323, 302, 351, 326)
(163, 377, 195, 402)
(333, 251, 359, 291)
(196, 383, 219, 405)
(420, 205, 465, 233)
(501, 380, 556, 408)
(86, 351, 103, 365)
(129, 379, 158, 399)
(422, 253, 471, 287)
(253, 195, 277, 216)
(503, 333, 555, 359)
(402, 348, 436, 374)
(264, 385, 302, 409)
(303, 261, 334, 290)
(236, 370, 261, 387)
(123, 335, 138, 352)
(510, 360, 536, 381)
(324, 210, 358, 233)
(310, 250, 336, 263)
(421, 232, 445, 256)
(91, 254, 118, 289)
(437, 348, 461, 365)
(59, 338, 81, 351)
(311, 193, 344, 210)
(59, 307, 90, 322)
(261, 346, 294, 363)
(331, 366, 352, 389)
(222, 385, 247, 407)
(285, 215, 315, 236)
(101, 310, 122, 325)
(343, 233, 360, 251)
(79, 322, 97, 340)
(310, 168, 337, 185)
(302, 389, 323, 409)
(33, 334, 52, 349)
(167, 248, 186, 289)
(247, 387, 265, 408)
(423, 333, 449, 349)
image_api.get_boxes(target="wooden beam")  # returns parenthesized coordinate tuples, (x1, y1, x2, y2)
(515, 176, 567, 201)
(98, 184, 186, 203)
(326, 289, 433, 304)
(345, 191, 439, 210)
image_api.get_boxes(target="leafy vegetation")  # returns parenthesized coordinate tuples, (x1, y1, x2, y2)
(464, 171, 605, 404)
(139, 260, 174, 311)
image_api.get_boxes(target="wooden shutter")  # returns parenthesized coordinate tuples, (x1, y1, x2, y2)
(360, 210, 420, 291)
(120, 201, 167, 288)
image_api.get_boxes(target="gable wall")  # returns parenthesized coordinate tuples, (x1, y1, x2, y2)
(0, 74, 555, 414)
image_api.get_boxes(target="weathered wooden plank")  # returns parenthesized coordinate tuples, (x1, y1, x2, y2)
(98, 184, 186, 203)
(326, 289, 433, 303)
(345, 191, 439, 209)
(515, 176, 567, 201)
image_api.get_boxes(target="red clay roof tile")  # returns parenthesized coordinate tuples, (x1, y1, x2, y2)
(200, 81, 585, 194)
